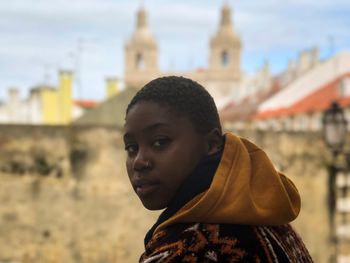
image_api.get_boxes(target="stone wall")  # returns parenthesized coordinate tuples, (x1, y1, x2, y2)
(234, 129, 331, 263)
(0, 125, 332, 262)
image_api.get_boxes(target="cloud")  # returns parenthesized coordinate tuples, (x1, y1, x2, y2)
(0, 0, 349, 99)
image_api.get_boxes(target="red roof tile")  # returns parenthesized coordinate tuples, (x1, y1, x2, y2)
(74, 100, 97, 108)
(255, 73, 350, 120)
(220, 80, 282, 122)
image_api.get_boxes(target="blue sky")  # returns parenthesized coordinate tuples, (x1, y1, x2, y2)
(0, 0, 349, 101)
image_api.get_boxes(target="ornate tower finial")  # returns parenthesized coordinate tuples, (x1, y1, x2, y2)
(137, 6, 147, 29)
(221, 2, 232, 27)
(124, 3, 159, 89)
(208, 2, 241, 81)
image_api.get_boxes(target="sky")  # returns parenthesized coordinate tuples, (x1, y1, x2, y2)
(0, 0, 349, 101)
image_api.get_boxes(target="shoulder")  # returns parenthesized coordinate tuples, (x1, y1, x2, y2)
(252, 224, 313, 262)
(141, 223, 313, 263)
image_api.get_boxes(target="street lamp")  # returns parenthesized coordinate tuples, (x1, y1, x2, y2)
(323, 101, 347, 157)
(322, 101, 348, 263)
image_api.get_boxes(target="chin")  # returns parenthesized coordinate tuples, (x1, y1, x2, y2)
(141, 200, 167, 211)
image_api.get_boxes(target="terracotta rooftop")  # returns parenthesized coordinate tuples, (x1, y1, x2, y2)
(74, 100, 98, 109)
(258, 52, 350, 113)
(220, 80, 281, 122)
(255, 73, 350, 120)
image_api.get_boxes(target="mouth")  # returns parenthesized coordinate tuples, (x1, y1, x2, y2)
(134, 180, 159, 196)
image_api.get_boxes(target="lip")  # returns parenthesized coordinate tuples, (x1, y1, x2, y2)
(136, 184, 159, 196)
(133, 179, 160, 196)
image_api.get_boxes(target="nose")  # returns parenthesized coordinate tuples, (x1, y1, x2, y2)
(133, 147, 152, 171)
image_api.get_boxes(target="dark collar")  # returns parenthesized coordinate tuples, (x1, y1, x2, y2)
(144, 150, 223, 246)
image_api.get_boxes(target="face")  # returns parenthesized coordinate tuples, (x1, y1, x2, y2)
(123, 101, 208, 210)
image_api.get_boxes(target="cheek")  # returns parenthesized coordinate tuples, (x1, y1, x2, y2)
(175, 141, 204, 168)
(179, 143, 205, 170)
(163, 152, 200, 184)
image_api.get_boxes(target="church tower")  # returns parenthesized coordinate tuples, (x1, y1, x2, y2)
(124, 6, 159, 89)
(208, 3, 241, 81)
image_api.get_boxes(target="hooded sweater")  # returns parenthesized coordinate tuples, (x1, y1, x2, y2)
(140, 133, 313, 262)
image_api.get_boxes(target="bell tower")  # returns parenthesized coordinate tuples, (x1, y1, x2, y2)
(208, 3, 241, 81)
(124, 6, 159, 89)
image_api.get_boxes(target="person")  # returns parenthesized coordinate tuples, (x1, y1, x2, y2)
(123, 76, 313, 262)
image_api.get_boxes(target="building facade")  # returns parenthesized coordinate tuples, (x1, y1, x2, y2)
(254, 52, 350, 131)
(124, 3, 242, 106)
(0, 71, 86, 125)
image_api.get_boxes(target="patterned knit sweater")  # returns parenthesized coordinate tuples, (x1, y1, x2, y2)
(141, 223, 313, 262)
(140, 133, 313, 262)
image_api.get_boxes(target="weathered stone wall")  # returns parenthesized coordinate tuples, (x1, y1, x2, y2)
(0, 125, 332, 262)
(0, 125, 159, 263)
(234, 129, 331, 263)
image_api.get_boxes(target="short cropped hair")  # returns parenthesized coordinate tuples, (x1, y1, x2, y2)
(126, 76, 222, 134)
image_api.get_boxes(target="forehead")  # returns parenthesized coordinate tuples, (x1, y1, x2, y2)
(124, 101, 194, 136)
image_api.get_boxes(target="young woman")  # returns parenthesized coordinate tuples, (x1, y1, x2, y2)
(123, 76, 313, 262)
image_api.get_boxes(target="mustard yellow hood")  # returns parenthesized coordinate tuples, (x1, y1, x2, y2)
(156, 132, 301, 233)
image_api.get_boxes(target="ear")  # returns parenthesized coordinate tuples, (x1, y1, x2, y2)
(205, 128, 224, 156)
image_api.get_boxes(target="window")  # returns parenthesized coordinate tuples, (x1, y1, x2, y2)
(136, 53, 145, 70)
(221, 50, 229, 67)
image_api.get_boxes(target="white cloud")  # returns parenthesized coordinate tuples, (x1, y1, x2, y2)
(0, 0, 349, 99)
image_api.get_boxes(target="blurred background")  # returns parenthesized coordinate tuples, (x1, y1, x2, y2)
(0, 0, 350, 262)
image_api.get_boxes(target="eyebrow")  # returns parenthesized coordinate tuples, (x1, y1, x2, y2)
(123, 122, 170, 141)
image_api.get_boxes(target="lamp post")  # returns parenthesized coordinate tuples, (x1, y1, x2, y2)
(322, 101, 348, 263)
(323, 102, 347, 157)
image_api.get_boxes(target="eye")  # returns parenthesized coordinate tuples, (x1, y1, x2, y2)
(124, 143, 138, 156)
(152, 138, 171, 148)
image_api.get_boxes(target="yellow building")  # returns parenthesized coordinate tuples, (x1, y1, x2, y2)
(58, 70, 73, 124)
(31, 70, 74, 125)
(105, 77, 120, 99)
(41, 86, 60, 124)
